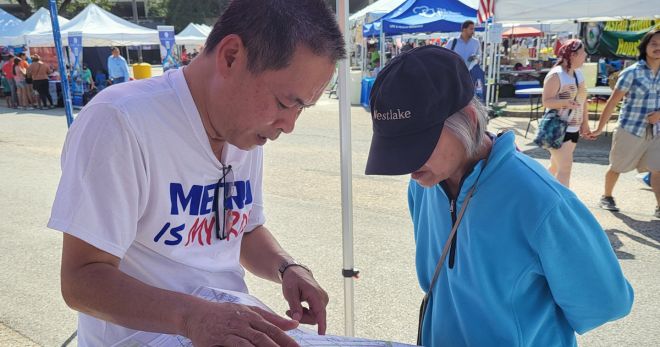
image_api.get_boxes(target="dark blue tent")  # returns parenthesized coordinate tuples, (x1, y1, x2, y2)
(363, 0, 477, 36)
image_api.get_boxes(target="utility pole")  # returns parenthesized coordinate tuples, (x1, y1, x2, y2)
(132, 0, 143, 62)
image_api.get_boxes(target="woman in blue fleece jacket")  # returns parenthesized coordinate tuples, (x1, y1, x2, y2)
(365, 45, 633, 347)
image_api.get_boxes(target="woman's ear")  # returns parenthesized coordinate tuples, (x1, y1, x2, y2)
(462, 102, 478, 129)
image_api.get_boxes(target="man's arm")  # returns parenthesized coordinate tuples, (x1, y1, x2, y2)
(61, 234, 299, 346)
(592, 89, 626, 136)
(241, 226, 329, 334)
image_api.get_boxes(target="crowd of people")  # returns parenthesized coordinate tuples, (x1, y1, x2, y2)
(1, 51, 55, 110)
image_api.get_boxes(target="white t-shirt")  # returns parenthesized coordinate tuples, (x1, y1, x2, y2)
(544, 66, 586, 132)
(48, 68, 265, 346)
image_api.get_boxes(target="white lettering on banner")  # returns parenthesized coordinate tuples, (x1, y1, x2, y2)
(374, 109, 412, 121)
(412, 6, 461, 19)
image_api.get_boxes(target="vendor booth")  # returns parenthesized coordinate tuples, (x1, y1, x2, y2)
(176, 23, 211, 47)
(25, 4, 159, 47)
(359, 0, 478, 105)
(481, 0, 659, 107)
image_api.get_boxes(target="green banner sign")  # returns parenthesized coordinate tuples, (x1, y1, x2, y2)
(583, 20, 658, 59)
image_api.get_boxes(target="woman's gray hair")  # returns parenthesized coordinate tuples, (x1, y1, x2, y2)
(443, 98, 489, 159)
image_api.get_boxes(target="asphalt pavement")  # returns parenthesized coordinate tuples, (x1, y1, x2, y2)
(0, 97, 657, 346)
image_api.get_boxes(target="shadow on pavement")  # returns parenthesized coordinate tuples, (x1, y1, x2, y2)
(613, 212, 660, 245)
(520, 133, 613, 166)
(604, 229, 635, 260)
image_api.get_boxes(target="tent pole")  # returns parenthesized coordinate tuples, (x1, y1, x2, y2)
(484, 23, 493, 107)
(482, 20, 489, 73)
(379, 29, 385, 69)
(336, 0, 356, 337)
(48, 0, 74, 127)
(362, 37, 367, 76)
(495, 42, 501, 103)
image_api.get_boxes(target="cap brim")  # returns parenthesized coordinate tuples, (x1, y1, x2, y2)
(365, 122, 444, 176)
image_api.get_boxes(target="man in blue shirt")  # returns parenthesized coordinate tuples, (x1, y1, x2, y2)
(365, 45, 633, 347)
(593, 29, 660, 218)
(107, 47, 130, 84)
(448, 20, 484, 100)
(448, 20, 481, 69)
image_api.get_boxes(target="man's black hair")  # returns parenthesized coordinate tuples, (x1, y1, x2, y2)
(638, 29, 659, 61)
(205, 0, 345, 73)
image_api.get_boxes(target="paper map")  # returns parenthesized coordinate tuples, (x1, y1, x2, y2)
(112, 287, 415, 347)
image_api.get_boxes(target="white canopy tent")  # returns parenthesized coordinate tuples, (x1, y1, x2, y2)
(0, 8, 69, 46)
(349, 0, 406, 25)
(175, 23, 211, 46)
(25, 4, 158, 47)
(0, 8, 22, 34)
(494, 0, 660, 24)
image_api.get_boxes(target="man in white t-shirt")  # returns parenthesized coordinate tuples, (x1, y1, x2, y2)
(48, 1, 346, 346)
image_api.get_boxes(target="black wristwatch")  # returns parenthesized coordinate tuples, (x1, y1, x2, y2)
(278, 260, 312, 281)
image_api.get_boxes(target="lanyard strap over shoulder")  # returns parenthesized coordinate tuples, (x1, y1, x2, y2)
(426, 158, 488, 298)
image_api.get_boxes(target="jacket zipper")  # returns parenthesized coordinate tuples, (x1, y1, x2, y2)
(448, 198, 457, 269)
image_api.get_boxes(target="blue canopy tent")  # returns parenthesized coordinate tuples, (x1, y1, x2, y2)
(381, 0, 477, 35)
(361, 0, 477, 68)
(363, 0, 477, 36)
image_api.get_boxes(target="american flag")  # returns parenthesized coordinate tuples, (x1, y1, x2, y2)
(477, 0, 494, 25)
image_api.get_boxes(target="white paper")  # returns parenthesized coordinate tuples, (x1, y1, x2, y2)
(112, 287, 416, 347)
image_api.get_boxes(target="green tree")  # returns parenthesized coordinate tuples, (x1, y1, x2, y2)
(11, 0, 112, 19)
(165, 0, 230, 31)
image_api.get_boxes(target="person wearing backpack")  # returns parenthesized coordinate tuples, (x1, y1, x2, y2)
(448, 20, 485, 101)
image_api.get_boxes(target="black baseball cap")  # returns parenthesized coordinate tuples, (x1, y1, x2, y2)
(365, 45, 474, 175)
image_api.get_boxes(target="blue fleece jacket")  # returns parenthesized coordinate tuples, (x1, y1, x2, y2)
(408, 131, 633, 347)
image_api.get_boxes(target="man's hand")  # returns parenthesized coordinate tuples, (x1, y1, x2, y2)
(185, 302, 300, 347)
(281, 266, 329, 335)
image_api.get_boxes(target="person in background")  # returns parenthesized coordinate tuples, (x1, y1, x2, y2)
(364, 45, 632, 347)
(81, 63, 94, 91)
(447, 20, 480, 69)
(541, 39, 594, 188)
(18, 52, 39, 108)
(593, 29, 660, 218)
(27, 54, 55, 109)
(94, 69, 108, 90)
(13, 57, 32, 110)
(1, 72, 12, 108)
(2, 53, 18, 108)
(107, 47, 130, 84)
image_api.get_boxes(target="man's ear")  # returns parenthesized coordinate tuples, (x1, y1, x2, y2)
(214, 34, 245, 78)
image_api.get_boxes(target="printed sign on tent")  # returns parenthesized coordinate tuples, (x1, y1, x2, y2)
(158, 25, 179, 72)
(67, 31, 84, 108)
(582, 20, 659, 59)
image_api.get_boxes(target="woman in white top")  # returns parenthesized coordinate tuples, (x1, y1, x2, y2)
(542, 39, 594, 187)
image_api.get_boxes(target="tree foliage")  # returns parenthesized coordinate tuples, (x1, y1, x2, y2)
(10, 0, 112, 19)
(165, 0, 230, 31)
